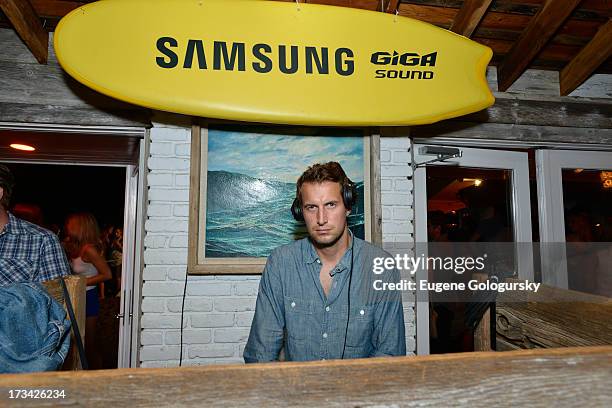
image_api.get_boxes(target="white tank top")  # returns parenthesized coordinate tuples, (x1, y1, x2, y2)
(71, 257, 99, 291)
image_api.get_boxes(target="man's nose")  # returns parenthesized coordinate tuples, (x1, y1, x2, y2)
(317, 209, 327, 225)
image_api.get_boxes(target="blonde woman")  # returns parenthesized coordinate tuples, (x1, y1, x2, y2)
(63, 212, 111, 369)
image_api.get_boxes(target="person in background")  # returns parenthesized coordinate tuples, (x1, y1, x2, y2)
(565, 207, 597, 294)
(101, 225, 123, 296)
(566, 208, 594, 243)
(594, 215, 612, 297)
(427, 210, 449, 243)
(0, 164, 70, 285)
(427, 211, 448, 352)
(101, 225, 118, 296)
(101, 225, 114, 253)
(63, 212, 111, 369)
(11, 203, 45, 227)
(110, 227, 123, 295)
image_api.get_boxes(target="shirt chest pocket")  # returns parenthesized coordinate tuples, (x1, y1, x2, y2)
(0, 259, 36, 283)
(345, 305, 375, 347)
(284, 296, 313, 341)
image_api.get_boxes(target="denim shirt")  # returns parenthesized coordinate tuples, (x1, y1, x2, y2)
(244, 234, 405, 363)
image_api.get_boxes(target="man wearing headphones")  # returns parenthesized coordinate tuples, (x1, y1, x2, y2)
(244, 162, 405, 362)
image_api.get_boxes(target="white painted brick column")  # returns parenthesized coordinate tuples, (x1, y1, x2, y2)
(140, 120, 418, 367)
(380, 135, 416, 354)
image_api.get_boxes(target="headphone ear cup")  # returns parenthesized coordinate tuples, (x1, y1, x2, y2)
(343, 186, 350, 211)
(291, 197, 303, 222)
(343, 182, 357, 211)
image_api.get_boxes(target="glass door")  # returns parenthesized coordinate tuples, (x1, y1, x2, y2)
(413, 145, 533, 355)
(536, 150, 612, 295)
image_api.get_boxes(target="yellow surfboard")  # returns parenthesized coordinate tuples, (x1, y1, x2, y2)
(54, 0, 494, 126)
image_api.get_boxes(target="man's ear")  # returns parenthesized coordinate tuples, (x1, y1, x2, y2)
(0, 186, 3, 203)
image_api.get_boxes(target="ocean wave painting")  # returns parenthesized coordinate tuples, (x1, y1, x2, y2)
(205, 126, 366, 258)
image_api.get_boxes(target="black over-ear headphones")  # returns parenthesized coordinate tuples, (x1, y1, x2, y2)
(291, 180, 357, 222)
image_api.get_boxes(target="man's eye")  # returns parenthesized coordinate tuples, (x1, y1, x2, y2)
(305, 205, 316, 211)
(326, 203, 336, 208)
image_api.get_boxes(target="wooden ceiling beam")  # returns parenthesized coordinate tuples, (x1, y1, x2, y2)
(398, 4, 602, 38)
(0, 0, 48, 64)
(477, 37, 583, 62)
(497, 0, 581, 92)
(289, 0, 380, 11)
(385, 0, 400, 14)
(29, 0, 84, 18)
(450, 0, 492, 38)
(497, 0, 611, 15)
(560, 19, 612, 96)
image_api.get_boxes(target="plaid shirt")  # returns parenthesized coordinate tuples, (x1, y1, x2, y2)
(0, 213, 70, 286)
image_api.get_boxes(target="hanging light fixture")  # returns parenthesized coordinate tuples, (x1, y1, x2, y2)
(463, 178, 483, 187)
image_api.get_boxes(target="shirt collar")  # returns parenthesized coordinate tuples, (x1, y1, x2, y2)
(332, 235, 354, 276)
(2, 212, 26, 235)
(302, 229, 355, 271)
(303, 237, 319, 264)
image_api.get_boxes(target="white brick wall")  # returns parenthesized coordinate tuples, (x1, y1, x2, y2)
(140, 120, 416, 367)
(380, 135, 416, 354)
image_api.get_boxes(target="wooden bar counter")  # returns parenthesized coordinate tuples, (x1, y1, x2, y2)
(1, 346, 611, 407)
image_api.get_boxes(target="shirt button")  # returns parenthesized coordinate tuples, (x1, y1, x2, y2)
(316, 259, 321, 264)
(291, 302, 296, 308)
(360, 309, 365, 315)
(325, 306, 330, 312)
(322, 333, 328, 338)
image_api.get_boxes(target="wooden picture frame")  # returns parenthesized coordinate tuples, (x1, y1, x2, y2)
(188, 123, 381, 274)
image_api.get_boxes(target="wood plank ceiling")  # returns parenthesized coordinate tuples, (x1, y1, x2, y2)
(1, 0, 610, 95)
(0, 129, 140, 164)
